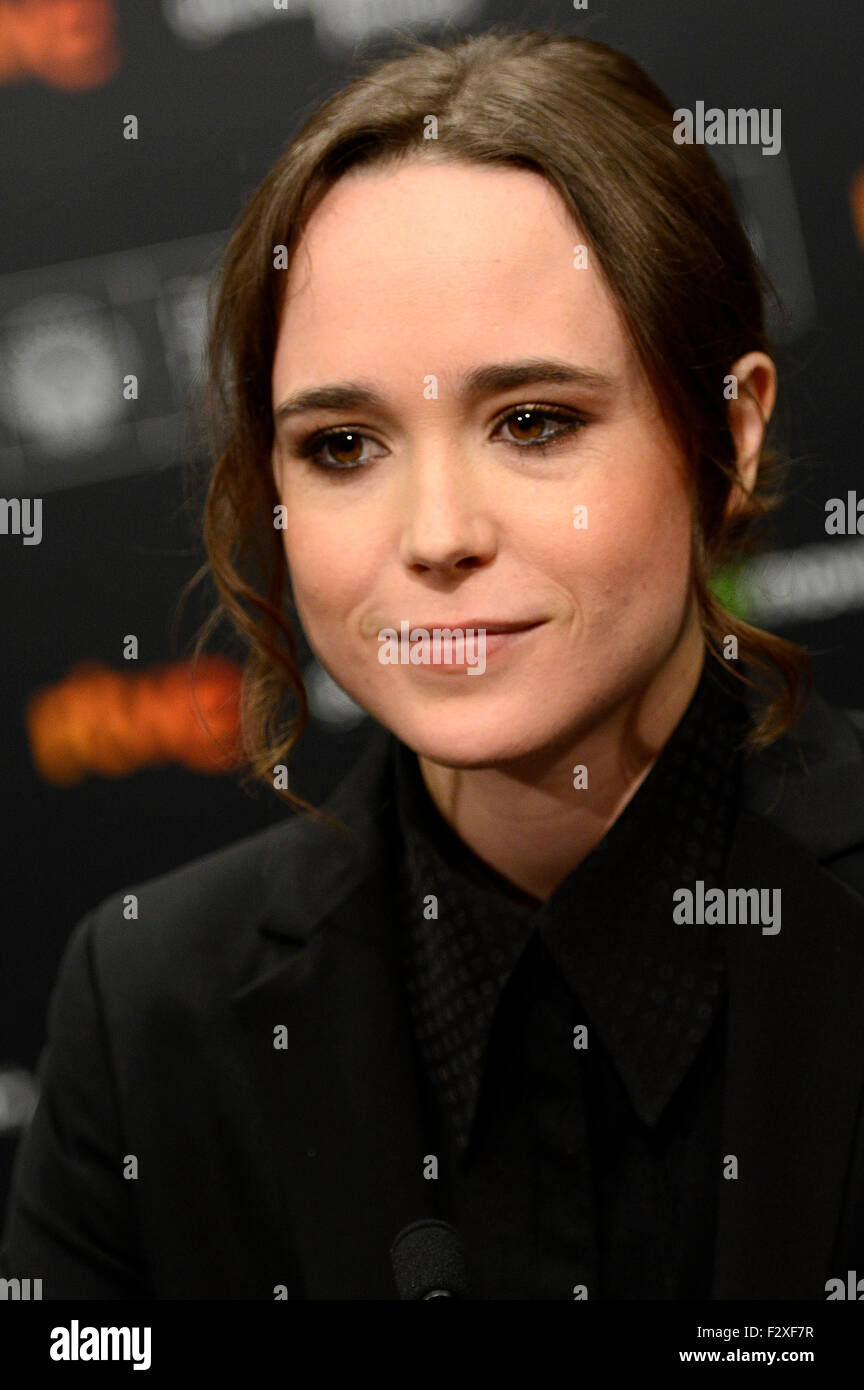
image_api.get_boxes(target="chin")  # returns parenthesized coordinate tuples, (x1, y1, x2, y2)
(386, 707, 554, 770)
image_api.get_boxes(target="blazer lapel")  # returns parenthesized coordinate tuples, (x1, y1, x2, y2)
(230, 728, 440, 1299)
(712, 692, 864, 1298)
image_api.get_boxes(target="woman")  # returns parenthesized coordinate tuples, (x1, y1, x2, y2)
(3, 29, 864, 1301)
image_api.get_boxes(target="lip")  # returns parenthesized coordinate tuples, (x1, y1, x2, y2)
(402, 619, 544, 634)
(381, 619, 547, 673)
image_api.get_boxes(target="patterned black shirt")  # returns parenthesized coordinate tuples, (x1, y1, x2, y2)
(394, 656, 752, 1298)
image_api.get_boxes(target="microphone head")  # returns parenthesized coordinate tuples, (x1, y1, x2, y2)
(390, 1219, 470, 1300)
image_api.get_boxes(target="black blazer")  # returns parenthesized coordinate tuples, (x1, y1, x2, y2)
(4, 687, 864, 1300)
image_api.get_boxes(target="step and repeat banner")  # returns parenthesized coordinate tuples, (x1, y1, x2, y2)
(0, 0, 861, 1207)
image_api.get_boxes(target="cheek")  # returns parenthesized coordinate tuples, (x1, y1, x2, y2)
(563, 459, 693, 614)
(280, 511, 374, 626)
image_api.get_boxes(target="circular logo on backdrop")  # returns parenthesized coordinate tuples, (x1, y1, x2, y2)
(0, 292, 138, 455)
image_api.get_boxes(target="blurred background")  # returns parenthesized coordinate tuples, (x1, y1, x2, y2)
(0, 0, 862, 1211)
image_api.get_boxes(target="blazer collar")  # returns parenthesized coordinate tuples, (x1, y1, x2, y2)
(257, 723, 397, 944)
(233, 687, 864, 1298)
(232, 726, 439, 1298)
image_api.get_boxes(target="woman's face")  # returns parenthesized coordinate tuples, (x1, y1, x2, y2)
(270, 159, 703, 767)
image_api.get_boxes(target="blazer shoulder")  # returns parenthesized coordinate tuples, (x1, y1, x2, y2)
(92, 813, 303, 934)
(78, 816, 306, 1013)
(742, 687, 864, 886)
(80, 724, 398, 1010)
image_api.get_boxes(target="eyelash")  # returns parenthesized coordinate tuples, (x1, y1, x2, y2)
(292, 405, 589, 474)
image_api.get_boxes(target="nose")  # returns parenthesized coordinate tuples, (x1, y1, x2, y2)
(398, 447, 497, 574)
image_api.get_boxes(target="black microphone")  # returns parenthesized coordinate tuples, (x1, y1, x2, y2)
(390, 1219, 470, 1299)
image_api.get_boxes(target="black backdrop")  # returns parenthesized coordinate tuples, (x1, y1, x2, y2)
(1, 0, 862, 1212)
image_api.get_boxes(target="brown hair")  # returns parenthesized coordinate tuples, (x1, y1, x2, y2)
(189, 26, 811, 816)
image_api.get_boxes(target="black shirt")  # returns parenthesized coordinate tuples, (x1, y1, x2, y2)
(393, 658, 753, 1299)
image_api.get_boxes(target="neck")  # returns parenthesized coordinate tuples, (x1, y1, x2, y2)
(417, 630, 708, 906)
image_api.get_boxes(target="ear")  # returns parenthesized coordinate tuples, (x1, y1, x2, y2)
(724, 351, 777, 521)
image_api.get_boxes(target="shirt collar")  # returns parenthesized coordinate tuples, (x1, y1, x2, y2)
(395, 659, 751, 1153)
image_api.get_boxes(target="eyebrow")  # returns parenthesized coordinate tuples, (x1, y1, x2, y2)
(273, 358, 618, 423)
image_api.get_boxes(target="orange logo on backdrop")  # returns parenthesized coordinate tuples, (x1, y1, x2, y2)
(0, 0, 120, 90)
(26, 657, 246, 785)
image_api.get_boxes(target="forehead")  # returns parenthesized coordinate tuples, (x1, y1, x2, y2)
(273, 160, 635, 390)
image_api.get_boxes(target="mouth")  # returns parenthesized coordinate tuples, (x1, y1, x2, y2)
(404, 618, 545, 635)
(377, 618, 547, 673)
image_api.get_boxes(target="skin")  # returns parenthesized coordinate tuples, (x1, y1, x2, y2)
(270, 159, 776, 904)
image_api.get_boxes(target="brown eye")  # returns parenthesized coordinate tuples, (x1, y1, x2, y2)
(506, 410, 548, 442)
(323, 432, 364, 466)
(497, 406, 588, 452)
(296, 428, 378, 472)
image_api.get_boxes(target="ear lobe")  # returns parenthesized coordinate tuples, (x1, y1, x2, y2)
(724, 465, 755, 524)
